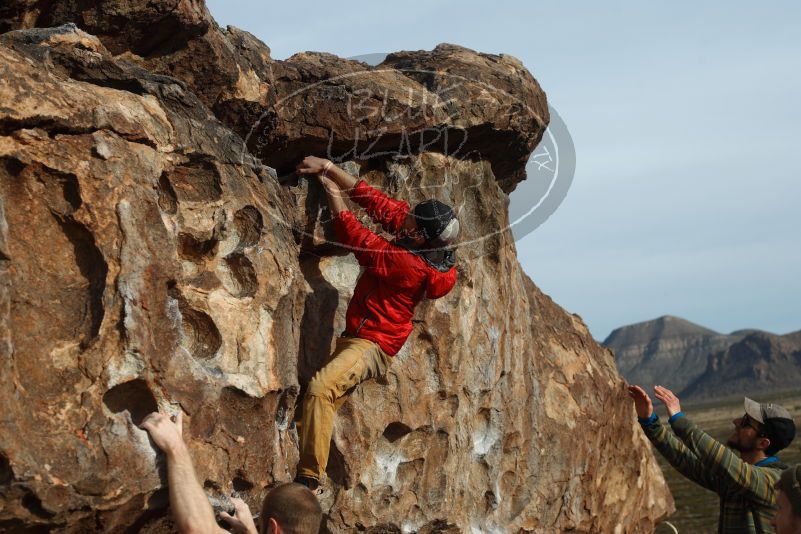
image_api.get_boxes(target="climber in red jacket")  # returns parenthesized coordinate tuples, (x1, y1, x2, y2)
(293, 156, 459, 491)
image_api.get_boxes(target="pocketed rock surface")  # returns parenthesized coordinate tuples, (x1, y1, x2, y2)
(0, 4, 672, 533)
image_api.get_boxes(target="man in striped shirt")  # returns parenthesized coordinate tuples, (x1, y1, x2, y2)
(629, 385, 796, 533)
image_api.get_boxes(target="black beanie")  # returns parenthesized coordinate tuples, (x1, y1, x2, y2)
(413, 200, 454, 241)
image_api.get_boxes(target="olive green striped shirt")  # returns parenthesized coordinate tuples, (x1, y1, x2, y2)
(641, 414, 786, 533)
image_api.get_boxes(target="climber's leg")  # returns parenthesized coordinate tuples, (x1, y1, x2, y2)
(297, 336, 391, 482)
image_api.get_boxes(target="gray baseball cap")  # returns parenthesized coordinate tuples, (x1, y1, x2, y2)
(744, 397, 796, 452)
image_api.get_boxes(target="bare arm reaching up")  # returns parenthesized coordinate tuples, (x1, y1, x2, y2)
(140, 412, 255, 534)
(296, 156, 357, 190)
(317, 173, 348, 214)
(296, 156, 411, 234)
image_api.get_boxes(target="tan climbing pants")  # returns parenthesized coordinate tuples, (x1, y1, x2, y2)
(297, 335, 392, 481)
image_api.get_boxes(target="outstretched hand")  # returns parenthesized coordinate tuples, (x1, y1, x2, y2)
(654, 385, 682, 417)
(218, 496, 258, 534)
(140, 411, 185, 455)
(627, 385, 654, 419)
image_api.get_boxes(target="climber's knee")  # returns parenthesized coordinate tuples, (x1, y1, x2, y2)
(306, 374, 336, 402)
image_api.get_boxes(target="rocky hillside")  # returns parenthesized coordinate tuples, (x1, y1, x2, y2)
(0, 2, 671, 532)
(605, 315, 800, 399)
(682, 330, 801, 399)
(605, 315, 743, 394)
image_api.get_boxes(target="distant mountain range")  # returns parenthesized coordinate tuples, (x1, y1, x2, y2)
(604, 315, 801, 399)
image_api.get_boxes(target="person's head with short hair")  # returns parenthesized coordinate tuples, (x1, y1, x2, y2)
(772, 465, 801, 534)
(260, 482, 322, 534)
(727, 398, 796, 457)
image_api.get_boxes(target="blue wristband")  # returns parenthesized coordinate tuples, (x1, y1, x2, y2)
(638, 413, 658, 426)
(668, 411, 685, 423)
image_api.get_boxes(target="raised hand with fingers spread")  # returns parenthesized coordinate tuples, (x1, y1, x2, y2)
(654, 385, 682, 417)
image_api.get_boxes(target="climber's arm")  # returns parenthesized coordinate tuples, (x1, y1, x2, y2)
(319, 174, 348, 215)
(164, 447, 227, 534)
(296, 155, 357, 190)
(345, 178, 410, 234)
(333, 209, 398, 272)
(140, 412, 230, 534)
(318, 173, 409, 276)
(320, 159, 359, 191)
(318, 173, 384, 267)
(297, 156, 409, 233)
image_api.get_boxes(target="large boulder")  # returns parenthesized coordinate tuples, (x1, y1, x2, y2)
(0, 0, 547, 193)
(0, 5, 673, 533)
(0, 25, 305, 533)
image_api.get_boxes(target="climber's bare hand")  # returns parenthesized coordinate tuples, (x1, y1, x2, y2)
(296, 155, 330, 175)
(627, 385, 654, 419)
(218, 496, 258, 534)
(140, 411, 185, 455)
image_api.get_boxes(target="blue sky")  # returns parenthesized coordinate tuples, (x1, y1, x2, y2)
(208, 1, 801, 340)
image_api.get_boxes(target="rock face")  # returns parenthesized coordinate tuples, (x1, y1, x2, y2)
(0, 0, 547, 193)
(0, 24, 306, 533)
(0, 3, 672, 533)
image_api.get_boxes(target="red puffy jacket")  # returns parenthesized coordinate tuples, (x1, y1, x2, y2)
(333, 179, 457, 356)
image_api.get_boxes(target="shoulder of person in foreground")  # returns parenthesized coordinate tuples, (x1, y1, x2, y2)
(773, 464, 801, 533)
